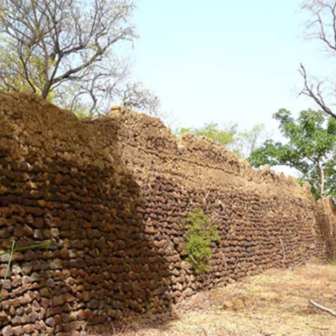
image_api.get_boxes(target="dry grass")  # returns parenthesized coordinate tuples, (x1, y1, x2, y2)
(95, 263, 336, 336)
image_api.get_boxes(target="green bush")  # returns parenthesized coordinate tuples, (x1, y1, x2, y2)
(181, 208, 220, 275)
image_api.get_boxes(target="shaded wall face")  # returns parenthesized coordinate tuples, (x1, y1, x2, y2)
(316, 198, 336, 260)
(0, 93, 330, 335)
(0, 94, 172, 335)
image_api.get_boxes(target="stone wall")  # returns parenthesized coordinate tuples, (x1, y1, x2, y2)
(0, 92, 332, 335)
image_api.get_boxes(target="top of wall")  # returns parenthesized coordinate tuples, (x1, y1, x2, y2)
(0, 92, 312, 201)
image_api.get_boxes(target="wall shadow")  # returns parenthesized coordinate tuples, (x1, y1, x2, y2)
(0, 133, 174, 335)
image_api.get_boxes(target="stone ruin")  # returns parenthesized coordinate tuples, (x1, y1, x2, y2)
(0, 92, 335, 335)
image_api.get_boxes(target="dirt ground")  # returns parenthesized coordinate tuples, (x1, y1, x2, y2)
(101, 263, 336, 336)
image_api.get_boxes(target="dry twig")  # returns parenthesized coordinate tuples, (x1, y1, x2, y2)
(309, 299, 336, 317)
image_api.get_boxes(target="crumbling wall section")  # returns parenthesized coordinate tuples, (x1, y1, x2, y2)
(0, 93, 330, 336)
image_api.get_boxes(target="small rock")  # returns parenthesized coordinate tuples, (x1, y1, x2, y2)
(2, 325, 13, 336)
(45, 317, 56, 327)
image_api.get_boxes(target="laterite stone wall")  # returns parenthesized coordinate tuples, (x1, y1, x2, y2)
(0, 92, 332, 335)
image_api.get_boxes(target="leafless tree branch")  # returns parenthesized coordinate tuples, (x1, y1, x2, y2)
(0, 0, 161, 116)
(121, 82, 161, 116)
(299, 63, 336, 119)
(300, 0, 336, 120)
(309, 299, 336, 316)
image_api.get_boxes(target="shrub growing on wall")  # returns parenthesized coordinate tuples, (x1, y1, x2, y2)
(181, 208, 220, 275)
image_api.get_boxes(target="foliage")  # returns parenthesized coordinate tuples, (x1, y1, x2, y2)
(176, 122, 266, 158)
(0, 239, 50, 297)
(237, 124, 267, 158)
(177, 122, 238, 147)
(181, 208, 220, 275)
(0, 0, 160, 116)
(249, 109, 336, 199)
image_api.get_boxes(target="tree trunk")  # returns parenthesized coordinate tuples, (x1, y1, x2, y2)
(317, 160, 325, 197)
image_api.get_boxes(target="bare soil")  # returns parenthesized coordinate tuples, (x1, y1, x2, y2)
(101, 263, 336, 336)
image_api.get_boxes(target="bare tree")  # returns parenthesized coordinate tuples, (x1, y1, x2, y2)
(300, 0, 336, 120)
(0, 0, 160, 116)
(121, 82, 161, 116)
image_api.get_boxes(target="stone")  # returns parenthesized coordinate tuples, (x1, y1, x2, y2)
(23, 324, 35, 334)
(12, 326, 24, 336)
(52, 295, 65, 307)
(33, 218, 45, 229)
(45, 317, 56, 327)
(2, 326, 14, 336)
(33, 229, 44, 239)
(41, 287, 53, 298)
(50, 228, 60, 238)
(11, 316, 22, 325)
(37, 200, 46, 207)
(54, 173, 62, 185)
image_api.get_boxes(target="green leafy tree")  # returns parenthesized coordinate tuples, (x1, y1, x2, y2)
(176, 122, 266, 158)
(177, 122, 238, 147)
(236, 124, 268, 158)
(249, 109, 336, 199)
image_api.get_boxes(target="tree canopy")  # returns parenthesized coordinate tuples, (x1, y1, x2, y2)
(249, 109, 336, 199)
(177, 123, 238, 148)
(0, 0, 159, 116)
(176, 122, 266, 158)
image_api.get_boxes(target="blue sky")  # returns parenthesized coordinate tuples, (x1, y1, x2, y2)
(131, 0, 331, 136)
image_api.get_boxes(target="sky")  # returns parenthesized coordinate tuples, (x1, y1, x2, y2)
(131, 0, 331, 138)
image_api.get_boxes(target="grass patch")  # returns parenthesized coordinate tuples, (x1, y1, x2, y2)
(103, 264, 336, 336)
